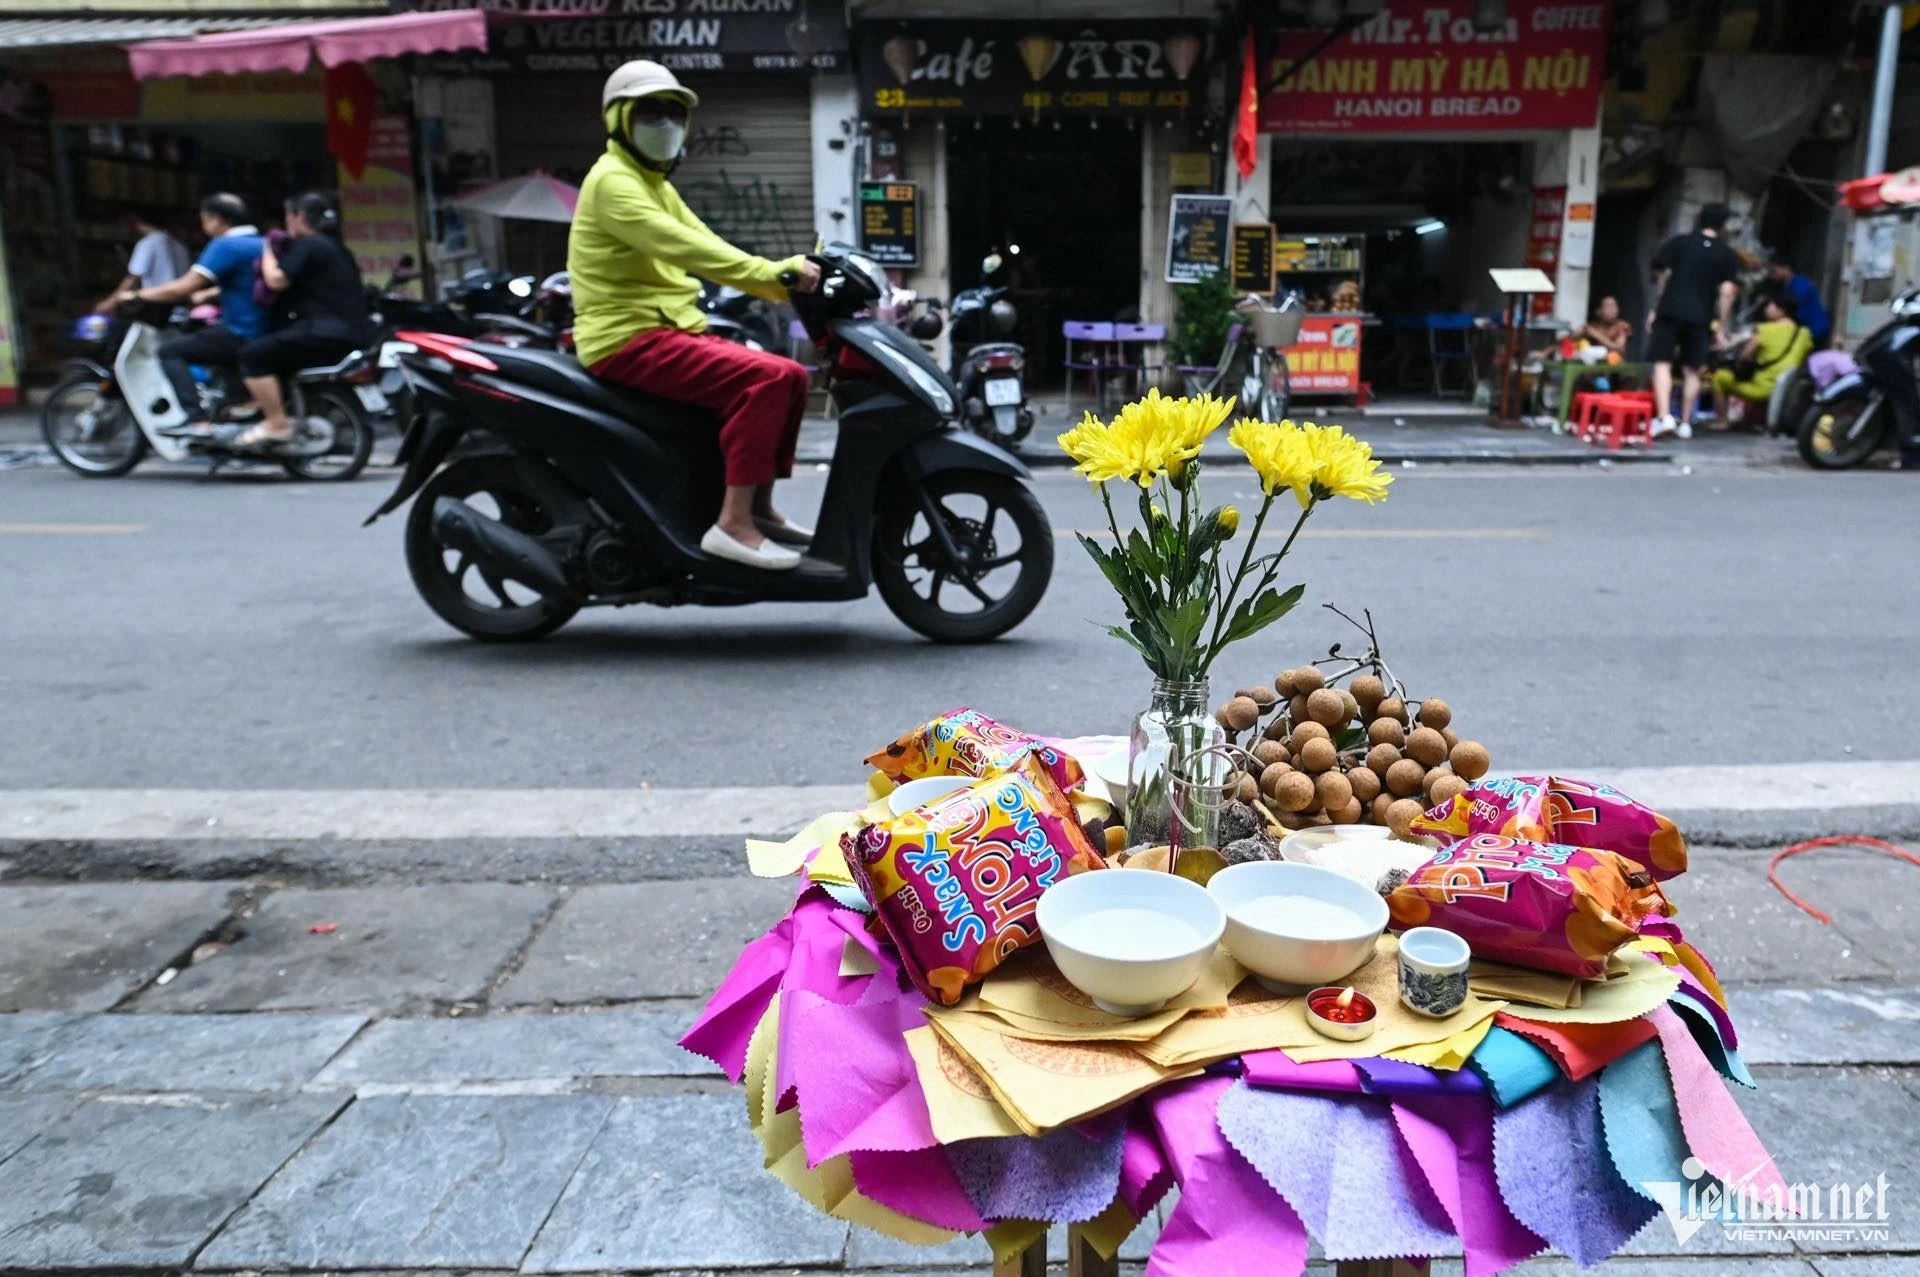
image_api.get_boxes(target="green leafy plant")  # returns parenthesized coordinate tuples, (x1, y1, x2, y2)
(1168, 271, 1239, 370)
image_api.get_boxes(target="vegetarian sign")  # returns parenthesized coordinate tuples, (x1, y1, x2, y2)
(1260, 0, 1608, 134)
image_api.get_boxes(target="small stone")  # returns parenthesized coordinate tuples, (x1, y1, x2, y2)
(1223, 836, 1281, 866)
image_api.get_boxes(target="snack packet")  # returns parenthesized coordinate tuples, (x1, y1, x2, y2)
(1385, 833, 1673, 979)
(844, 755, 1104, 1005)
(866, 707, 1084, 795)
(1410, 775, 1688, 881)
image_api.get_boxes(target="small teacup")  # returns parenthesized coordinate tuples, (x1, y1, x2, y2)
(1397, 926, 1471, 1018)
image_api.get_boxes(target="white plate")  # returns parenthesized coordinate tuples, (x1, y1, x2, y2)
(1277, 824, 1437, 890)
(984, 377, 1023, 406)
(887, 775, 975, 817)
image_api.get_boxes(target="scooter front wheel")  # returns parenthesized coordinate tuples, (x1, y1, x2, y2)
(873, 471, 1052, 643)
(42, 377, 146, 478)
(1796, 390, 1886, 470)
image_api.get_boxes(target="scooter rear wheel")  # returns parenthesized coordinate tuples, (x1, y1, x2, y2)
(405, 456, 579, 641)
(873, 471, 1052, 643)
(1796, 390, 1885, 470)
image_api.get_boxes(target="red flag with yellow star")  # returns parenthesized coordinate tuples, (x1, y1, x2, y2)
(1233, 28, 1259, 180)
(325, 62, 378, 180)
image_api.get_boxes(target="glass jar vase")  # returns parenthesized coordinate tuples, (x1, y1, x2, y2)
(1126, 677, 1225, 849)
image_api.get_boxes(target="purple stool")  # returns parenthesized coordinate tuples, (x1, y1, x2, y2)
(1063, 320, 1115, 415)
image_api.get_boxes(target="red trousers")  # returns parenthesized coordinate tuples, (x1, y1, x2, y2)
(590, 327, 810, 488)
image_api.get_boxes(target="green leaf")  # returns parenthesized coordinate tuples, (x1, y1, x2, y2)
(1337, 723, 1369, 752)
(1123, 527, 1165, 583)
(1101, 623, 1150, 661)
(1220, 581, 1305, 647)
(1163, 595, 1210, 663)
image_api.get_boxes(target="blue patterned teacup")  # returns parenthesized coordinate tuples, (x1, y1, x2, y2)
(1397, 926, 1471, 1018)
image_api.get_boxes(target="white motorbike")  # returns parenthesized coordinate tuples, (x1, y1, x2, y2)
(41, 304, 375, 481)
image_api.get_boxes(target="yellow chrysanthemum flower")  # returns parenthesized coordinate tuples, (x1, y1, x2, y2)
(1056, 391, 1235, 488)
(1227, 417, 1316, 505)
(1108, 388, 1236, 460)
(1302, 422, 1393, 504)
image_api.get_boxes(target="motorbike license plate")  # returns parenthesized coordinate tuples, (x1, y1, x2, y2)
(984, 377, 1022, 407)
(355, 385, 391, 413)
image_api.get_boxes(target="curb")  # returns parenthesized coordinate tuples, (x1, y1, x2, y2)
(794, 447, 1677, 469)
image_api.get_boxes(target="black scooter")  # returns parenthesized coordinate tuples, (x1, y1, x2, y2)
(365, 244, 1053, 643)
(1797, 286, 1920, 469)
(700, 281, 782, 352)
(947, 253, 1032, 448)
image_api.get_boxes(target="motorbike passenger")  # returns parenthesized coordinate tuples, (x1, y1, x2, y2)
(231, 191, 371, 449)
(120, 193, 266, 438)
(568, 59, 822, 571)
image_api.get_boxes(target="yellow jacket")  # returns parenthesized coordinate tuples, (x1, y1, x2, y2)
(567, 140, 803, 367)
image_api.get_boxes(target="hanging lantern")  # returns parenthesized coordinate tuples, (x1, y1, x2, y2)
(1016, 32, 1060, 82)
(1164, 32, 1203, 81)
(882, 35, 917, 85)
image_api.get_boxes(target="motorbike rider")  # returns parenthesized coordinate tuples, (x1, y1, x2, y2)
(118, 193, 266, 437)
(568, 60, 822, 571)
(230, 191, 372, 449)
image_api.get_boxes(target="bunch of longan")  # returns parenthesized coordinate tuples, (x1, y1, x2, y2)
(1214, 665, 1491, 839)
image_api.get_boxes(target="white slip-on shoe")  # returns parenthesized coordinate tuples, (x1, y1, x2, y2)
(1675, 421, 1693, 440)
(701, 524, 802, 570)
(754, 515, 814, 547)
(1649, 415, 1677, 440)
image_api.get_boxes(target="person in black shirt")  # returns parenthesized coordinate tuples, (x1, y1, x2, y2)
(1645, 202, 1743, 440)
(231, 191, 372, 448)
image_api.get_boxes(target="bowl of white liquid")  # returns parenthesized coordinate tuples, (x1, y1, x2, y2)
(1207, 861, 1389, 993)
(888, 775, 977, 817)
(1036, 868, 1225, 1017)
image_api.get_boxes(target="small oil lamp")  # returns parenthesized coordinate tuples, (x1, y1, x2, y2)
(1306, 985, 1378, 1042)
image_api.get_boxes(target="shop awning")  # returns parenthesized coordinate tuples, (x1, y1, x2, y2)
(0, 17, 282, 52)
(1840, 168, 1920, 214)
(125, 10, 486, 80)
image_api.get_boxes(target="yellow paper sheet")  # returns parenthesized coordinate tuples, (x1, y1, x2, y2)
(1664, 936, 1729, 1008)
(929, 1010, 1198, 1137)
(807, 838, 857, 888)
(986, 1219, 1050, 1265)
(1077, 1196, 1143, 1260)
(903, 1025, 1026, 1143)
(839, 936, 880, 979)
(1382, 1011, 1496, 1070)
(1280, 937, 1509, 1064)
(1469, 959, 1582, 1009)
(977, 1001, 1191, 1043)
(1129, 981, 1304, 1069)
(978, 947, 1245, 1029)
(1499, 948, 1681, 1025)
(746, 811, 863, 879)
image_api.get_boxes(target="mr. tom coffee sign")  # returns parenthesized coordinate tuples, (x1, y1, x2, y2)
(857, 21, 1209, 117)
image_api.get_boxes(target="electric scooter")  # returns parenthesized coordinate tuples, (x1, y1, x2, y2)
(365, 243, 1053, 643)
(1797, 287, 1920, 469)
(41, 301, 375, 480)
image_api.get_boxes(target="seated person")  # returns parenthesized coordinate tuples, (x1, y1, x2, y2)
(1580, 295, 1633, 355)
(119, 193, 266, 435)
(569, 59, 822, 571)
(1765, 255, 1831, 347)
(1708, 290, 1812, 429)
(231, 191, 373, 449)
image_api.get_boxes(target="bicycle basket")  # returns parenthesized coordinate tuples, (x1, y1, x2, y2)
(1246, 306, 1305, 349)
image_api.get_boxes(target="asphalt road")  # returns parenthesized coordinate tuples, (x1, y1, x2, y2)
(3, 457, 1917, 789)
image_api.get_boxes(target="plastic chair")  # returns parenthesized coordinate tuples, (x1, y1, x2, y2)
(1109, 322, 1166, 399)
(1063, 321, 1115, 415)
(1427, 312, 1476, 397)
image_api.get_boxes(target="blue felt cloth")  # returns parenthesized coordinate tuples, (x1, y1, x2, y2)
(1467, 1026, 1559, 1108)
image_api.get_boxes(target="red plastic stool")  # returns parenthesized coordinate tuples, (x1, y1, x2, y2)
(1570, 392, 1610, 441)
(1593, 395, 1653, 451)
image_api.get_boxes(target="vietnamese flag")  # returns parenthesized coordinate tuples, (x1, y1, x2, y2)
(325, 62, 378, 180)
(1233, 28, 1260, 180)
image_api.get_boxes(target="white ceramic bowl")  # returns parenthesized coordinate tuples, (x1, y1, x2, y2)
(1207, 860, 1389, 993)
(1036, 868, 1225, 1017)
(1277, 824, 1439, 889)
(887, 775, 977, 817)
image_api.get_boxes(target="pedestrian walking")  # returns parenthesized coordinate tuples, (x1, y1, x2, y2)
(1646, 202, 1742, 440)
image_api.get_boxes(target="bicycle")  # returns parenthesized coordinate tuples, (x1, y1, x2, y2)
(1182, 292, 1305, 420)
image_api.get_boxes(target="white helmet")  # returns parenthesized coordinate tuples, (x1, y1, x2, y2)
(601, 60, 698, 113)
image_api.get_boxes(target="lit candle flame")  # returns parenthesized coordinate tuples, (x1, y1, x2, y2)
(1336, 987, 1355, 1011)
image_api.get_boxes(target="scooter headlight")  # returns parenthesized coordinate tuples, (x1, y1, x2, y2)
(870, 340, 954, 416)
(1891, 289, 1920, 318)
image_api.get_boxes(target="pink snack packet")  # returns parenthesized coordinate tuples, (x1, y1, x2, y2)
(865, 707, 1084, 796)
(1410, 775, 1688, 881)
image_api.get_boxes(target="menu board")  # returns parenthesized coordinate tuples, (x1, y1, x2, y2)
(859, 181, 919, 267)
(1231, 223, 1276, 295)
(1165, 194, 1231, 284)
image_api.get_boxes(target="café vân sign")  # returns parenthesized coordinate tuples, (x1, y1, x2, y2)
(858, 21, 1209, 117)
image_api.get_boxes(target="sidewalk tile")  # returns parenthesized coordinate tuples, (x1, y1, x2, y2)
(522, 1093, 849, 1271)
(311, 1006, 715, 1088)
(1767, 849, 1920, 980)
(1736, 1073, 1919, 1251)
(497, 879, 795, 1005)
(0, 1091, 342, 1269)
(136, 884, 556, 1013)
(0, 1095, 78, 1165)
(1671, 856, 1892, 985)
(7, 1012, 364, 1092)
(1812, 1259, 1920, 1275)
(199, 1094, 611, 1270)
(1729, 987, 1920, 1065)
(0, 882, 239, 1012)
(848, 1200, 1163, 1268)
(0, 1013, 81, 1086)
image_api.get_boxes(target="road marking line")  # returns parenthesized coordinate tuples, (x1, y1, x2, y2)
(1058, 528, 1547, 541)
(6, 761, 1920, 842)
(0, 522, 145, 534)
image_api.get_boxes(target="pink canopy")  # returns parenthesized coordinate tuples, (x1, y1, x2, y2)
(450, 172, 581, 224)
(127, 10, 486, 80)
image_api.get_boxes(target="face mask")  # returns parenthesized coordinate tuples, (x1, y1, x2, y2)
(629, 118, 686, 165)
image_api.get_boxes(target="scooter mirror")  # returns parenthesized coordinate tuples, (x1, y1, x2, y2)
(981, 253, 1003, 276)
(910, 311, 945, 340)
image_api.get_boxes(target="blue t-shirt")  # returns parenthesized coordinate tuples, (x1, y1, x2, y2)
(192, 230, 267, 339)
(1785, 273, 1830, 344)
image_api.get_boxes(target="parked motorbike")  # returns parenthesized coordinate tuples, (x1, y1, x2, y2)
(700, 280, 782, 352)
(1796, 286, 1920, 469)
(41, 301, 374, 480)
(365, 243, 1052, 643)
(947, 253, 1032, 448)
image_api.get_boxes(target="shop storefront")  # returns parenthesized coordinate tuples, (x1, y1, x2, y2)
(404, 0, 850, 276)
(853, 15, 1220, 381)
(1241, 0, 1608, 402)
